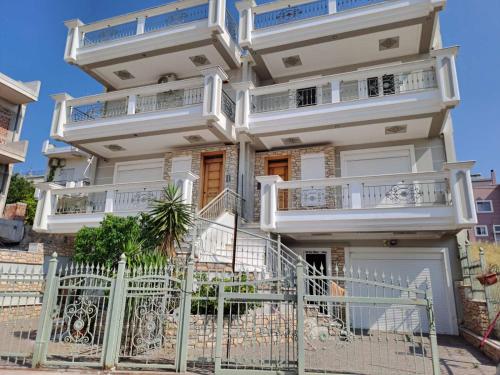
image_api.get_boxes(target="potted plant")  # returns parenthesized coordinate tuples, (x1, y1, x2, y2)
(477, 265, 499, 286)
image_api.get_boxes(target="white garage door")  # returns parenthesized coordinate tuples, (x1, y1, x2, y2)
(348, 248, 456, 335)
(114, 159, 164, 184)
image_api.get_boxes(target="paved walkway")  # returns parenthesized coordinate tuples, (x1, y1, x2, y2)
(0, 336, 497, 375)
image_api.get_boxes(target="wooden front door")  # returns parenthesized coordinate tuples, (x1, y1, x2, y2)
(266, 158, 289, 210)
(201, 153, 224, 207)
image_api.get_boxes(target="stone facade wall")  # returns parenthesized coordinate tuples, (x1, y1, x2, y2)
(164, 144, 238, 210)
(0, 106, 12, 144)
(253, 145, 335, 221)
(20, 226, 75, 257)
(0, 304, 42, 323)
(457, 283, 490, 336)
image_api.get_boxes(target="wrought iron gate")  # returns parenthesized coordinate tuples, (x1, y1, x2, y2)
(32, 253, 191, 371)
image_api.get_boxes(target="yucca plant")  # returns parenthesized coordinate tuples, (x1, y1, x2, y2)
(144, 184, 193, 258)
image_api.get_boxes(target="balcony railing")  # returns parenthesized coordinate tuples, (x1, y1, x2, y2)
(52, 181, 167, 216)
(57, 79, 205, 130)
(253, 0, 389, 30)
(275, 177, 450, 211)
(225, 9, 239, 42)
(81, 3, 210, 47)
(256, 162, 477, 232)
(251, 68, 437, 114)
(222, 90, 236, 122)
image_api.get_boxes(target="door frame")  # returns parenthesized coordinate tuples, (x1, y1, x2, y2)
(199, 150, 226, 208)
(344, 246, 458, 335)
(265, 155, 291, 180)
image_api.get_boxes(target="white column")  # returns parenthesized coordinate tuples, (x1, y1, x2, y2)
(32, 183, 62, 232)
(331, 80, 341, 103)
(105, 190, 115, 213)
(201, 66, 228, 120)
(431, 47, 460, 106)
(233, 81, 254, 130)
(350, 182, 363, 209)
(208, 0, 226, 33)
(50, 93, 73, 140)
(63, 19, 84, 63)
(328, 0, 337, 14)
(236, 0, 256, 47)
(171, 171, 199, 205)
(127, 94, 137, 115)
(444, 161, 476, 226)
(136, 16, 146, 35)
(256, 175, 282, 231)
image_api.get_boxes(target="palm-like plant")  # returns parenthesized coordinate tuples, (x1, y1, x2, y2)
(144, 184, 193, 258)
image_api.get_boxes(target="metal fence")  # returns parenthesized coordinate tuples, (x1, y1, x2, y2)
(1, 253, 440, 374)
(459, 242, 500, 338)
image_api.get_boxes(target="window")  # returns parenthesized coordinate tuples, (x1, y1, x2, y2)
(475, 225, 488, 237)
(494, 225, 500, 244)
(476, 200, 493, 213)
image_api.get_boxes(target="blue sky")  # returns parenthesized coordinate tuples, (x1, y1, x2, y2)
(1, 0, 499, 177)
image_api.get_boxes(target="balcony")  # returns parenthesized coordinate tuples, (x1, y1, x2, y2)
(64, 0, 240, 90)
(237, 0, 444, 80)
(50, 67, 236, 158)
(256, 162, 477, 235)
(34, 170, 199, 234)
(0, 140, 28, 164)
(235, 49, 458, 149)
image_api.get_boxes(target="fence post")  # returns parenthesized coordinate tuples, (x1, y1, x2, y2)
(32, 252, 58, 368)
(214, 281, 226, 373)
(177, 258, 194, 373)
(479, 247, 495, 323)
(296, 258, 305, 375)
(425, 287, 441, 375)
(103, 253, 126, 369)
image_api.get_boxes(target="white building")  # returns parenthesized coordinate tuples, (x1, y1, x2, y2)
(0, 72, 40, 213)
(34, 0, 476, 335)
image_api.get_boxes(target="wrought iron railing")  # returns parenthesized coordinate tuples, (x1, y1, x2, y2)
(197, 188, 243, 221)
(69, 99, 128, 122)
(135, 87, 204, 113)
(254, 0, 328, 29)
(225, 9, 239, 42)
(362, 181, 450, 208)
(144, 4, 209, 34)
(253, 0, 391, 29)
(55, 192, 106, 215)
(221, 90, 235, 122)
(53, 182, 167, 215)
(82, 21, 137, 47)
(82, 4, 209, 47)
(274, 173, 451, 211)
(251, 69, 436, 114)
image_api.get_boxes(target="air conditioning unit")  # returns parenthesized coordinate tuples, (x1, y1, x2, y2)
(158, 73, 177, 84)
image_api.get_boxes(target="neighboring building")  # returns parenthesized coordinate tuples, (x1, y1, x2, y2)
(469, 170, 500, 244)
(34, 0, 477, 336)
(0, 72, 40, 213)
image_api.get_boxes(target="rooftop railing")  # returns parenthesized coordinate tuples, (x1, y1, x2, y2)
(253, 0, 391, 29)
(81, 3, 210, 47)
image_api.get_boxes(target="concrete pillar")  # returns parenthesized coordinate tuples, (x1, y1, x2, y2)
(256, 175, 282, 231)
(50, 93, 73, 140)
(64, 19, 84, 63)
(171, 171, 199, 205)
(201, 66, 228, 120)
(236, 0, 256, 47)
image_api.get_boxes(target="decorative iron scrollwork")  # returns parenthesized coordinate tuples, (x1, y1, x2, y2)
(62, 297, 97, 344)
(384, 184, 423, 204)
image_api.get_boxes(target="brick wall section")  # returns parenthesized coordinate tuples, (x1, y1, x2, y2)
(0, 106, 12, 144)
(253, 145, 335, 221)
(457, 284, 491, 336)
(0, 246, 43, 265)
(4, 203, 27, 220)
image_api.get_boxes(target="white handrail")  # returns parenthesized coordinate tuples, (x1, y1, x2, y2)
(276, 171, 449, 189)
(43, 180, 168, 195)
